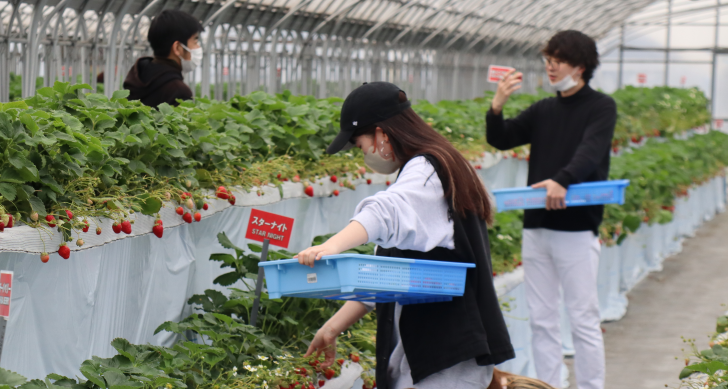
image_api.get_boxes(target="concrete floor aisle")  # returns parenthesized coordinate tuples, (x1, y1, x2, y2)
(564, 211, 728, 389)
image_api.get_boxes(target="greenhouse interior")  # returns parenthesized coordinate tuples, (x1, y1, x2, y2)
(0, 0, 727, 388)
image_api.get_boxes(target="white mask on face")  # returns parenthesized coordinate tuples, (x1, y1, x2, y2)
(549, 69, 580, 92)
(364, 141, 400, 175)
(179, 43, 203, 73)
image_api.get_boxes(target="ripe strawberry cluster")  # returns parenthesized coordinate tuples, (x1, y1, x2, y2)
(38, 210, 94, 262)
(273, 353, 374, 389)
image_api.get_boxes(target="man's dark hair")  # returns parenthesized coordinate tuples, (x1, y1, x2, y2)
(542, 30, 600, 83)
(148, 10, 203, 57)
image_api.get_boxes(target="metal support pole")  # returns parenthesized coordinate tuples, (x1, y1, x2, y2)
(711, 0, 720, 119)
(618, 24, 625, 89)
(0, 317, 6, 363)
(664, 0, 672, 86)
(250, 238, 270, 327)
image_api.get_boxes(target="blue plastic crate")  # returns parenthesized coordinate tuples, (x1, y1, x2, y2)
(258, 254, 475, 305)
(492, 179, 630, 212)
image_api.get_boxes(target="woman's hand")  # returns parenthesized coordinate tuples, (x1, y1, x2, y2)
(304, 325, 339, 368)
(492, 69, 523, 115)
(295, 242, 340, 268)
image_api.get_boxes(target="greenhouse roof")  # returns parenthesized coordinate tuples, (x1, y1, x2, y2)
(1, 0, 658, 53)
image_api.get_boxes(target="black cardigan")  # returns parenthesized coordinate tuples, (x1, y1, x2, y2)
(374, 155, 515, 387)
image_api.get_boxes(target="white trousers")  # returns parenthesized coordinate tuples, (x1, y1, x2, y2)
(522, 228, 605, 389)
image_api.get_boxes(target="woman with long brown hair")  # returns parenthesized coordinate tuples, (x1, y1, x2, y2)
(295, 82, 515, 389)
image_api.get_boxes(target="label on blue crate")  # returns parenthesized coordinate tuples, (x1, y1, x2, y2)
(307, 273, 317, 284)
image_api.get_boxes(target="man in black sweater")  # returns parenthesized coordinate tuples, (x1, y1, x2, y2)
(486, 31, 616, 389)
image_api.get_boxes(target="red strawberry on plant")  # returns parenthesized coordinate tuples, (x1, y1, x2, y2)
(0, 222, 4, 232)
(366, 179, 372, 185)
(40, 252, 49, 263)
(82, 220, 89, 233)
(176, 206, 184, 215)
(337, 358, 344, 366)
(216, 186, 229, 200)
(631, 135, 639, 143)
(324, 368, 335, 380)
(202, 203, 209, 211)
(333, 190, 340, 197)
(183, 213, 193, 224)
(112, 222, 121, 234)
(308, 384, 315, 389)
(6, 214, 13, 228)
(64, 210, 74, 221)
(228, 195, 236, 205)
(153, 224, 164, 238)
(58, 243, 70, 260)
(350, 354, 360, 363)
(194, 212, 201, 222)
(96, 227, 102, 235)
(330, 175, 337, 183)
(319, 380, 326, 387)
(46, 215, 56, 227)
(305, 185, 314, 197)
(121, 220, 132, 234)
(386, 180, 391, 185)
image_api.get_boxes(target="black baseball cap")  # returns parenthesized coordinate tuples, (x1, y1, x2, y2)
(326, 82, 411, 154)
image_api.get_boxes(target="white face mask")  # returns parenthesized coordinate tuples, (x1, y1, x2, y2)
(364, 141, 400, 175)
(549, 70, 580, 92)
(179, 43, 203, 73)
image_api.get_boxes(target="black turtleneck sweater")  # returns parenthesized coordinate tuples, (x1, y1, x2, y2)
(485, 85, 617, 234)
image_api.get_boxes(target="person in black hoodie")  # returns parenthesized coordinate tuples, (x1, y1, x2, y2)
(124, 10, 203, 108)
(295, 82, 515, 389)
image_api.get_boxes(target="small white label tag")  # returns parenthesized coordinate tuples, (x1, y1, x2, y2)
(307, 273, 318, 284)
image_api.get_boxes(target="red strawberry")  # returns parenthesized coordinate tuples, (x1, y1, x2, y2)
(337, 358, 344, 366)
(180, 193, 188, 200)
(503, 154, 509, 159)
(121, 220, 132, 234)
(6, 214, 13, 228)
(319, 380, 326, 387)
(0, 222, 4, 232)
(277, 173, 282, 180)
(155, 219, 163, 226)
(350, 354, 360, 363)
(526, 155, 530, 162)
(58, 243, 70, 260)
(153, 224, 164, 238)
(64, 210, 74, 221)
(40, 252, 50, 263)
(283, 177, 289, 181)
(228, 195, 236, 205)
(112, 222, 121, 234)
(372, 380, 376, 388)
(304, 185, 314, 197)
(333, 190, 340, 197)
(82, 220, 89, 233)
(324, 368, 335, 380)
(194, 212, 201, 222)
(386, 180, 391, 186)
(474, 165, 481, 170)
(202, 203, 209, 211)
(183, 212, 193, 224)
(511, 151, 518, 158)
(216, 186, 229, 199)
(493, 271, 497, 276)
(330, 175, 338, 183)
(176, 206, 184, 215)
(309, 384, 315, 389)
(366, 179, 372, 185)
(96, 227, 102, 235)
(612, 147, 619, 153)
(46, 215, 56, 227)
